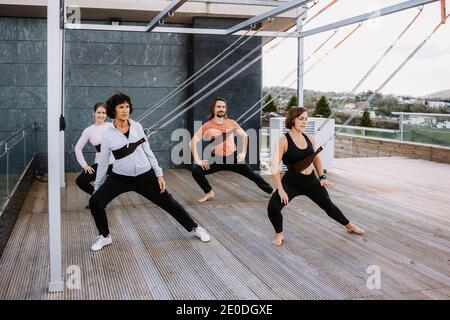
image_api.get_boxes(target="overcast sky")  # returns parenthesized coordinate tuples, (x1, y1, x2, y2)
(262, 0, 450, 97)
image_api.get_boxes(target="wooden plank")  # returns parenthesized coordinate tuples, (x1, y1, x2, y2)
(1, 157, 449, 300)
(134, 181, 280, 299)
(112, 203, 172, 299)
(3, 181, 47, 299)
(221, 200, 393, 299)
(132, 204, 217, 300)
(0, 182, 37, 299)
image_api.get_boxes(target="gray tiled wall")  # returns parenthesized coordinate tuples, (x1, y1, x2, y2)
(189, 17, 262, 168)
(0, 17, 190, 171)
(1, 17, 262, 172)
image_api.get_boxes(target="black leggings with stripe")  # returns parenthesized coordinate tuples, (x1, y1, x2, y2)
(89, 169, 197, 237)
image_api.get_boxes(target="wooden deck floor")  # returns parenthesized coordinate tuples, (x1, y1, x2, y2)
(0, 157, 449, 300)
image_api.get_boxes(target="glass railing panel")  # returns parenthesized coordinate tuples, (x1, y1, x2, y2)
(0, 153, 7, 208)
(7, 138, 26, 196)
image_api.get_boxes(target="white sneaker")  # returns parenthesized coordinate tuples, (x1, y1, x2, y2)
(91, 235, 112, 251)
(191, 226, 211, 242)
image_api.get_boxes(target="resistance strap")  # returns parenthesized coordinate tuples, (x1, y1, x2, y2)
(314, 12, 450, 165)
(112, 137, 146, 160)
(136, 22, 272, 122)
(238, 23, 363, 125)
(236, 28, 339, 123)
(317, 6, 424, 132)
(145, 5, 319, 136)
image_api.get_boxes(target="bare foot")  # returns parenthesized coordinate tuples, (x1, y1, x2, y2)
(346, 223, 365, 235)
(198, 191, 214, 203)
(272, 232, 284, 246)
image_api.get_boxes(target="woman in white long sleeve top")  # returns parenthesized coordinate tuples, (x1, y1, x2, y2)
(89, 92, 211, 251)
(74, 102, 112, 199)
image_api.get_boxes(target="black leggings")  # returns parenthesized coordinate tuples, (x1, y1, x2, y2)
(191, 152, 273, 194)
(75, 163, 112, 195)
(267, 171, 349, 233)
(89, 169, 198, 237)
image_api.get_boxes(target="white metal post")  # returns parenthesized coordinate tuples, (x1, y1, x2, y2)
(297, 7, 305, 106)
(60, 134, 65, 187)
(400, 114, 404, 141)
(60, 25, 65, 188)
(48, 0, 64, 293)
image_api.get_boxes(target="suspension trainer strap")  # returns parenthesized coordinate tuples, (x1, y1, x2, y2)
(239, 24, 363, 125)
(146, 7, 316, 136)
(112, 138, 146, 160)
(304, 0, 338, 26)
(317, 7, 424, 132)
(236, 29, 339, 123)
(136, 21, 273, 122)
(286, 146, 323, 173)
(320, 12, 450, 150)
(442, 0, 447, 24)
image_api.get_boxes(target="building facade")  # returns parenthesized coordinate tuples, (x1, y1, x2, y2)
(0, 0, 295, 171)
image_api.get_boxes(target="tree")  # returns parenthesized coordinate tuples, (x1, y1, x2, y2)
(314, 96, 331, 118)
(286, 94, 298, 111)
(368, 93, 383, 109)
(411, 102, 427, 113)
(438, 106, 450, 114)
(262, 93, 278, 113)
(359, 109, 373, 127)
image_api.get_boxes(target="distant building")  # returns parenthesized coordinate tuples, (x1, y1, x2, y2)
(436, 121, 450, 129)
(403, 117, 426, 126)
(398, 97, 427, 105)
(331, 96, 348, 101)
(342, 103, 356, 110)
(427, 101, 450, 109)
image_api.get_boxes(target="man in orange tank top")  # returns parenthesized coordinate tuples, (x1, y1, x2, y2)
(190, 97, 273, 202)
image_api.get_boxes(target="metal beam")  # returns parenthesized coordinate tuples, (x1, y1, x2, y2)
(301, 0, 440, 38)
(64, 23, 301, 38)
(297, 6, 305, 106)
(60, 0, 66, 189)
(47, 0, 64, 293)
(145, 0, 188, 32)
(225, 0, 315, 35)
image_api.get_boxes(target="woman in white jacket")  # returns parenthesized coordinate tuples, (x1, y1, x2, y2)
(74, 103, 113, 203)
(89, 92, 211, 251)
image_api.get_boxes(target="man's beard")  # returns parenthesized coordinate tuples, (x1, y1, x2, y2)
(216, 112, 226, 118)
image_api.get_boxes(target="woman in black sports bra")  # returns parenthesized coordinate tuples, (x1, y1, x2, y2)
(268, 107, 365, 246)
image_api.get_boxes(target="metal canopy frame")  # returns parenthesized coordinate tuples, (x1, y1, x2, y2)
(225, 0, 315, 34)
(301, 0, 439, 37)
(61, 0, 442, 37)
(47, 0, 442, 293)
(145, 0, 189, 32)
(64, 24, 302, 38)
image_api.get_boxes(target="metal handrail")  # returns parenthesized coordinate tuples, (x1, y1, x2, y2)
(0, 122, 37, 206)
(391, 112, 450, 117)
(336, 124, 400, 133)
(0, 123, 36, 148)
(391, 112, 450, 141)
